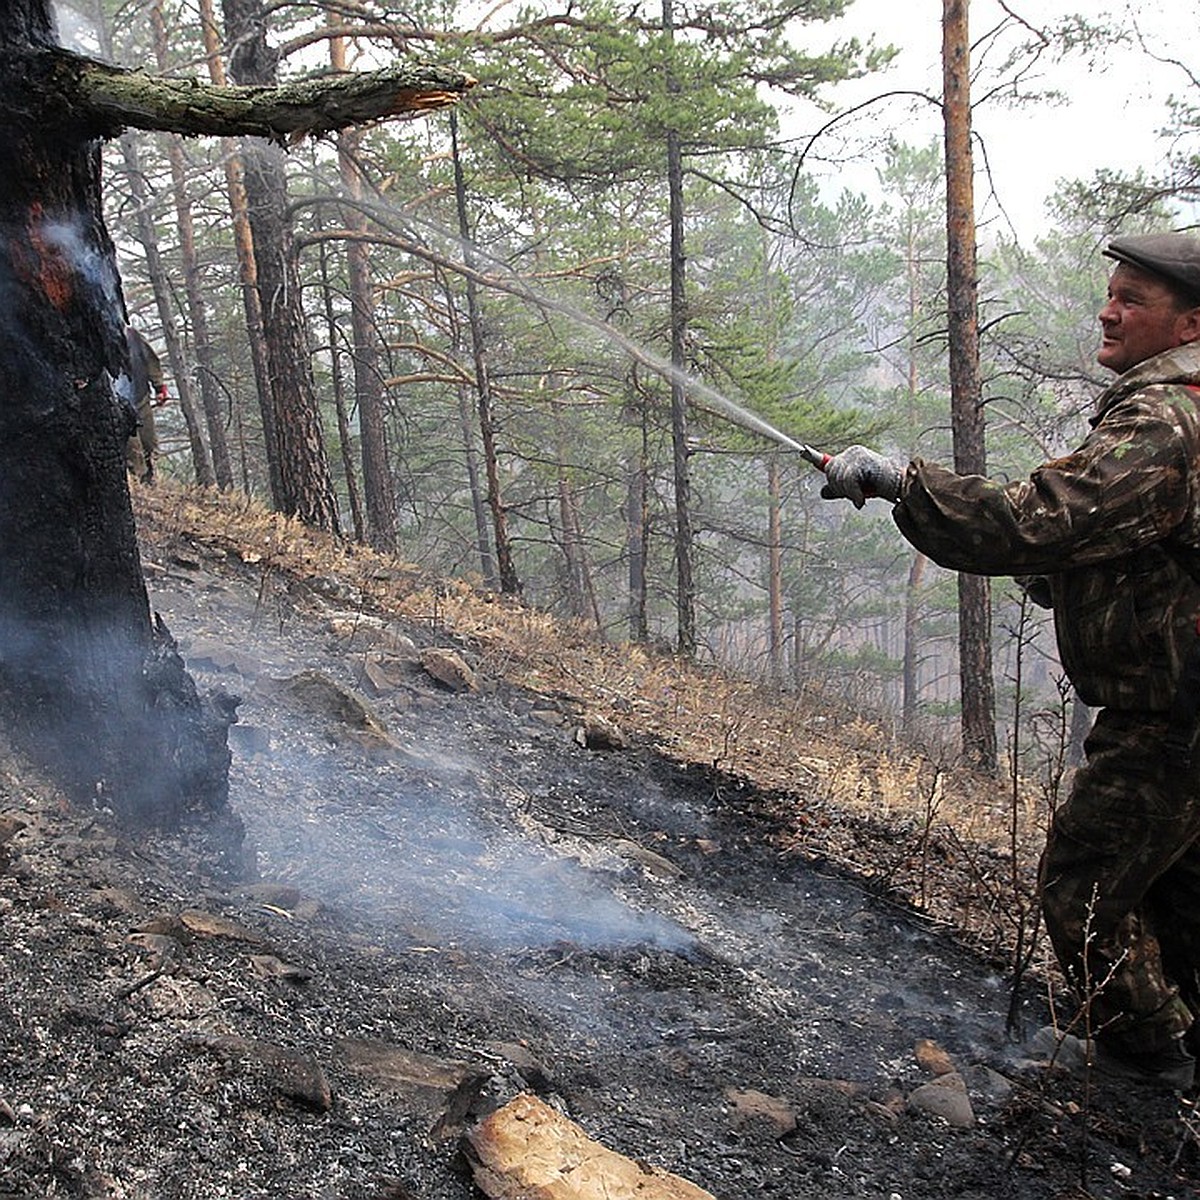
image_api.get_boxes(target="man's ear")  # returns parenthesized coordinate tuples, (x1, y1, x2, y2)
(1179, 305, 1200, 345)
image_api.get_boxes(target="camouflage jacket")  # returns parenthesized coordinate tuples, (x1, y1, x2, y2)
(894, 343, 1200, 711)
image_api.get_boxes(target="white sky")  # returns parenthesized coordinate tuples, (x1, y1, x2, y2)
(794, 0, 1194, 241)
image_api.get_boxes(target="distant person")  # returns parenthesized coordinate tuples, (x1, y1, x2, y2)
(124, 325, 169, 484)
(820, 232, 1200, 1091)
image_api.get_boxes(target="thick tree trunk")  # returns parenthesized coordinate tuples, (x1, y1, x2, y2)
(0, 28, 233, 828)
(0, 0, 466, 832)
(942, 0, 997, 771)
(197, 0, 277, 499)
(222, 0, 340, 533)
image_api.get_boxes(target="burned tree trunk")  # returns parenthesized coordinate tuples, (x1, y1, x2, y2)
(0, 2, 469, 827)
(0, 40, 231, 826)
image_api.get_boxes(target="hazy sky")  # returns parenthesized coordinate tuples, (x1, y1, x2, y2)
(795, 0, 1191, 241)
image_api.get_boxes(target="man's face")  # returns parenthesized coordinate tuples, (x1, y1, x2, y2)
(1098, 263, 1200, 374)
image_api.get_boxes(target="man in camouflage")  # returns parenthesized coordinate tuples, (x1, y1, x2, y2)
(123, 324, 168, 484)
(821, 232, 1200, 1091)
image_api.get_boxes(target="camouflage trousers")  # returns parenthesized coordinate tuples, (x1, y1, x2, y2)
(1041, 707, 1200, 1055)
(125, 398, 158, 483)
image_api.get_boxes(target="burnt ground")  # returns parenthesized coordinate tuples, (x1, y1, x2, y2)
(2, 497, 1199, 1199)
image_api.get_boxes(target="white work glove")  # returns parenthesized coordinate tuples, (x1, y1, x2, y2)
(819, 445, 903, 509)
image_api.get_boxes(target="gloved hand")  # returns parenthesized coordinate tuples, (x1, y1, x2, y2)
(819, 445, 903, 508)
(153, 383, 170, 408)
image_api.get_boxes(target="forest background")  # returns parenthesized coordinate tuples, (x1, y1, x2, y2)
(64, 0, 1200, 782)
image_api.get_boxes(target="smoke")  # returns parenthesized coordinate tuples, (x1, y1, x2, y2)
(232, 736, 693, 955)
(40, 217, 123, 317)
(51, 3, 101, 56)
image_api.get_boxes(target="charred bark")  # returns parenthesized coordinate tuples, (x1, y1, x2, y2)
(0, 81, 233, 828)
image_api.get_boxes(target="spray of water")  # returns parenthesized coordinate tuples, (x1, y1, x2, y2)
(295, 189, 830, 471)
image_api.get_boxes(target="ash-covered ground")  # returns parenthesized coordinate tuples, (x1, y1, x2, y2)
(1, 507, 1198, 1199)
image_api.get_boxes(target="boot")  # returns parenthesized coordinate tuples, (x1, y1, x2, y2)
(1027, 1025, 1195, 1091)
(1092, 1036, 1196, 1091)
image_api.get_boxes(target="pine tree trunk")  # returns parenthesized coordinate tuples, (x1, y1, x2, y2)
(767, 454, 784, 682)
(458, 382, 499, 589)
(625, 392, 650, 643)
(197, 0, 276, 498)
(221, 0, 340, 532)
(942, 0, 997, 771)
(664, 0, 695, 657)
(451, 112, 520, 594)
(902, 551, 927, 731)
(117, 131, 215, 487)
(330, 21, 397, 553)
(316, 225, 366, 543)
(151, 0, 234, 489)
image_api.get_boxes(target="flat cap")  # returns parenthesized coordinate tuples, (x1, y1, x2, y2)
(1104, 232, 1200, 303)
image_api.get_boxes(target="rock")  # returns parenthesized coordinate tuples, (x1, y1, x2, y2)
(198, 1035, 332, 1113)
(420, 648, 477, 692)
(335, 1038, 490, 1135)
(464, 1092, 716, 1200)
(228, 723, 271, 756)
(237, 882, 304, 909)
(489, 1041, 555, 1094)
(609, 838, 683, 880)
(914, 1038, 956, 1077)
(126, 932, 184, 962)
(89, 886, 145, 917)
(906, 1071, 975, 1129)
(249, 953, 312, 984)
(574, 714, 625, 751)
(362, 656, 402, 695)
(327, 614, 417, 657)
(0, 814, 26, 845)
(179, 908, 264, 943)
(336, 1038, 482, 1096)
(185, 639, 263, 678)
(724, 1087, 797, 1135)
(277, 670, 390, 737)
